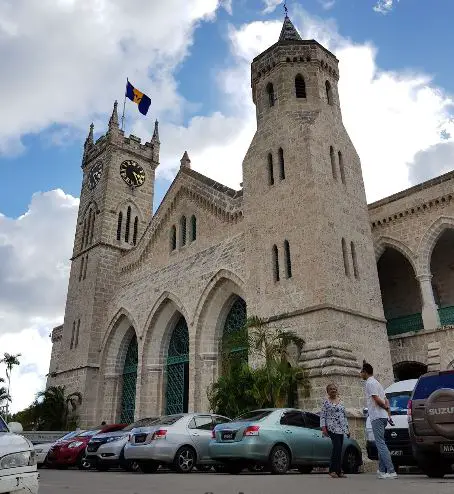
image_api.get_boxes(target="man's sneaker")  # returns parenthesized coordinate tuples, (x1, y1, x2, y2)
(377, 471, 388, 479)
(387, 472, 398, 479)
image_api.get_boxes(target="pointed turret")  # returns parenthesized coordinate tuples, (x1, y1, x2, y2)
(279, 15, 302, 42)
(109, 100, 119, 130)
(152, 120, 160, 142)
(84, 123, 94, 149)
(180, 151, 191, 169)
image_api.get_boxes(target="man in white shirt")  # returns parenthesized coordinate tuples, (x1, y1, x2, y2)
(360, 361, 397, 479)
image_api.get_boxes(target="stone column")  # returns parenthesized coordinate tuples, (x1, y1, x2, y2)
(417, 274, 440, 330)
(102, 374, 121, 423)
(141, 364, 163, 417)
(198, 353, 218, 412)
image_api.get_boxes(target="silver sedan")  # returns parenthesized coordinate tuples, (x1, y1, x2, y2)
(124, 413, 231, 473)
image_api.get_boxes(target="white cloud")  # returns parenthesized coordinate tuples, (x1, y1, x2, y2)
(0, 0, 227, 155)
(319, 0, 336, 10)
(373, 0, 397, 14)
(0, 190, 78, 412)
(262, 0, 283, 14)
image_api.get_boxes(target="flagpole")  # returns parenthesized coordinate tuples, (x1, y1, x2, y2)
(121, 79, 127, 131)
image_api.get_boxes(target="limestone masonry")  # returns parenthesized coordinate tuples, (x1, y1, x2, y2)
(47, 17, 454, 427)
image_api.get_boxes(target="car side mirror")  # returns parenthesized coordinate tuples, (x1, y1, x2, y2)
(8, 422, 23, 433)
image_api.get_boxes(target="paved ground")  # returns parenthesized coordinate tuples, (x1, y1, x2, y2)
(38, 468, 454, 494)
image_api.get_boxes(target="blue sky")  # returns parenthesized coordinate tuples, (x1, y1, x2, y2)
(2, 0, 454, 412)
(2, 0, 454, 218)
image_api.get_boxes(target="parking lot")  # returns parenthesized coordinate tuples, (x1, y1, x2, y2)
(39, 469, 454, 494)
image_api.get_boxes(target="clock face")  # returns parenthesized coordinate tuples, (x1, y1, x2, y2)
(88, 161, 103, 190)
(120, 160, 146, 188)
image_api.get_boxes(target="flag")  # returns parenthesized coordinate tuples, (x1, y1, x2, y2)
(125, 79, 151, 116)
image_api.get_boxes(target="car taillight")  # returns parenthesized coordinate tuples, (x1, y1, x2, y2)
(151, 429, 167, 440)
(243, 425, 260, 436)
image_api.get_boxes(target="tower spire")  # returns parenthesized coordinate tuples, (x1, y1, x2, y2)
(109, 100, 119, 129)
(279, 12, 302, 42)
(152, 119, 160, 142)
(85, 123, 94, 147)
(180, 151, 191, 169)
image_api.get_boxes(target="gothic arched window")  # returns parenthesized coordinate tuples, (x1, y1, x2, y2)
(268, 153, 274, 186)
(330, 146, 337, 180)
(133, 216, 138, 245)
(171, 225, 177, 251)
(180, 216, 187, 246)
(191, 215, 197, 242)
(284, 240, 292, 278)
(342, 238, 350, 277)
(338, 151, 346, 184)
(125, 206, 131, 243)
(117, 212, 123, 241)
(266, 82, 275, 107)
(278, 148, 285, 180)
(272, 244, 280, 282)
(295, 74, 306, 98)
(325, 80, 333, 105)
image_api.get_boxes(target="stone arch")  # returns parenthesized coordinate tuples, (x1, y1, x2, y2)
(80, 200, 100, 222)
(393, 360, 427, 381)
(417, 216, 454, 275)
(192, 269, 246, 411)
(140, 293, 190, 416)
(375, 236, 418, 273)
(98, 310, 139, 423)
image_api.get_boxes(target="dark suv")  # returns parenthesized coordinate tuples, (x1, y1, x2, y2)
(408, 370, 454, 478)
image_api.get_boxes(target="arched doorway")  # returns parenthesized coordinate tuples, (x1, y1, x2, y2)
(377, 248, 422, 335)
(120, 335, 138, 423)
(222, 296, 247, 364)
(393, 361, 427, 381)
(430, 229, 454, 326)
(165, 316, 189, 415)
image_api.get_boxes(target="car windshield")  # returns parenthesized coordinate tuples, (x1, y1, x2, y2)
(123, 417, 160, 431)
(387, 391, 412, 412)
(234, 410, 273, 422)
(59, 431, 81, 441)
(76, 429, 102, 437)
(0, 416, 7, 433)
(413, 373, 454, 400)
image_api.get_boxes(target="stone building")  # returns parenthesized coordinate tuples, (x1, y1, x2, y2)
(47, 16, 454, 427)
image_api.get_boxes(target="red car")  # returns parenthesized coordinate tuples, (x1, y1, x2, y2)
(46, 424, 126, 469)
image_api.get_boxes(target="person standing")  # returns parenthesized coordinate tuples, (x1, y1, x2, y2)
(320, 383, 350, 478)
(360, 361, 397, 479)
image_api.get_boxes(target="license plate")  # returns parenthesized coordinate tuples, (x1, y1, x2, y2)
(441, 444, 454, 454)
(390, 450, 403, 456)
(222, 431, 234, 440)
(135, 435, 146, 444)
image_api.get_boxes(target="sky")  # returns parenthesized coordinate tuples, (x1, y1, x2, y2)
(2, 0, 454, 414)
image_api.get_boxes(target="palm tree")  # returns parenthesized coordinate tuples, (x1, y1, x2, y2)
(0, 353, 21, 417)
(36, 386, 82, 430)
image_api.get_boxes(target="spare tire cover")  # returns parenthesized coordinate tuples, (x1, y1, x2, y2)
(425, 388, 454, 439)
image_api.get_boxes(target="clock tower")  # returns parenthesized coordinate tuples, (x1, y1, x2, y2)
(57, 102, 159, 425)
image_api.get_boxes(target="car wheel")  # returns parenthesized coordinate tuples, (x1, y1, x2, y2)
(268, 445, 290, 475)
(173, 446, 196, 473)
(297, 465, 313, 474)
(140, 461, 159, 474)
(342, 447, 360, 474)
(225, 462, 244, 474)
(78, 455, 92, 471)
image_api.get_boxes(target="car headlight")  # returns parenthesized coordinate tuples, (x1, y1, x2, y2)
(0, 451, 37, 469)
(68, 441, 84, 449)
(106, 436, 123, 443)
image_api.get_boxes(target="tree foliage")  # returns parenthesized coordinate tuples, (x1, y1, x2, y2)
(208, 316, 310, 418)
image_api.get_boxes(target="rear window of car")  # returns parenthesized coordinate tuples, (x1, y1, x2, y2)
(234, 410, 273, 422)
(123, 417, 160, 431)
(77, 429, 102, 437)
(387, 392, 412, 412)
(413, 373, 454, 400)
(153, 415, 184, 425)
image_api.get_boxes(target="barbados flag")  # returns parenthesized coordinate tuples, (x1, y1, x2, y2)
(125, 79, 151, 116)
